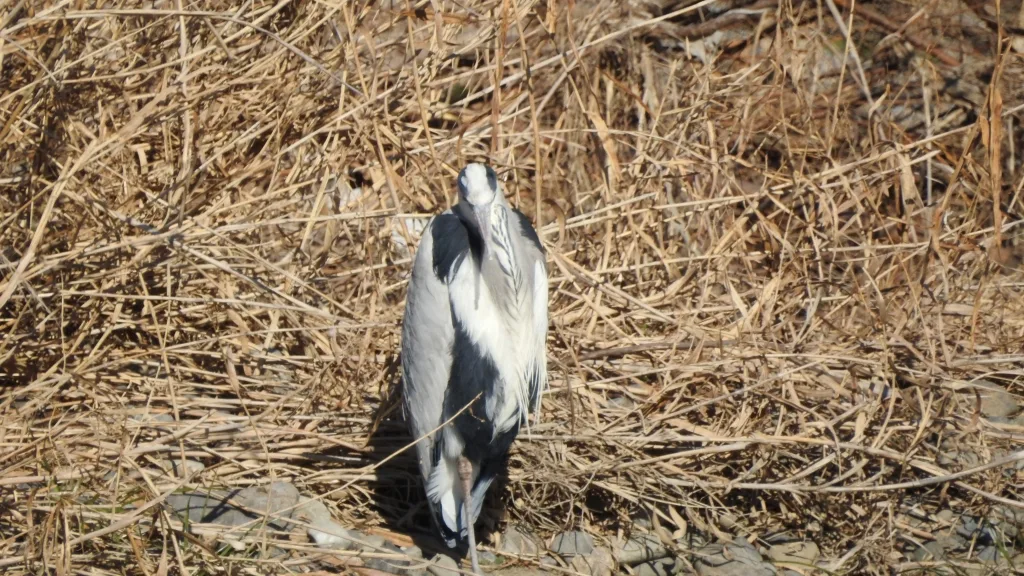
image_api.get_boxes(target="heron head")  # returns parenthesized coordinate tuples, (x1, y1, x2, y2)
(454, 163, 501, 258)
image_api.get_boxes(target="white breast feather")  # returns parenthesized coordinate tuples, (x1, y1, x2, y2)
(447, 236, 543, 436)
(447, 262, 524, 434)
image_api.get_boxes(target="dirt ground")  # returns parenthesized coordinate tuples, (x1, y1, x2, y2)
(2, 0, 1024, 574)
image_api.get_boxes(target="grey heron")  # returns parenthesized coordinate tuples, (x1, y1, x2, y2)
(400, 163, 548, 574)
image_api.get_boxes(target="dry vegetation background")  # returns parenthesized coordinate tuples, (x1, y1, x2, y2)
(2, 0, 1024, 574)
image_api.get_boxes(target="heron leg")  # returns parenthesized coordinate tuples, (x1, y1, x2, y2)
(457, 455, 483, 575)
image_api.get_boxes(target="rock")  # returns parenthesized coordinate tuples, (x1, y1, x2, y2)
(363, 553, 421, 576)
(694, 537, 776, 576)
(166, 481, 300, 531)
(897, 512, 927, 530)
(938, 440, 981, 468)
(990, 505, 1024, 538)
(619, 534, 670, 565)
(763, 532, 796, 544)
(356, 533, 390, 552)
(569, 546, 614, 576)
(404, 545, 423, 559)
(631, 510, 654, 530)
(936, 534, 968, 552)
(608, 396, 636, 410)
(501, 526, 541, 556)
(718, 513, 740, 531)
(963, 550, 1024, 576)
(991, 449, 1024, 473)
(935, 509, 955, 523)
(910, 540, 945, 562)
(169, 459, 205, 478)
(957, 516, 998, 545)
(365, 545, 425, 576)
(428, 554, 460, 576)
(635, 558, 675, 576)
(478, 550, 499, 565)
(233, 482, 301, 529)
(957, 516, 980, 537)
(976, 380, 1018, 419)
(551, 531, 595, 556)
(767, 541, 820, 564)
(295, 497, 359, 550)
(976, 546, 999, 562)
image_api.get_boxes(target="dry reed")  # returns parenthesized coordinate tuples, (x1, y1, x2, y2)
(2, 0, 1024, 574)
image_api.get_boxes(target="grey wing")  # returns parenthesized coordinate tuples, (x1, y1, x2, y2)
(512, 209, 549, 417)
(401, 215, 455, 484)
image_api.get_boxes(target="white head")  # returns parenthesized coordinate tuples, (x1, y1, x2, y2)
(457, 163, 498, 206)
(453, 163, 502, 257)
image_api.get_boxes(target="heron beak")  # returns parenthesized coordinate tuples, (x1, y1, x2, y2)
(473, 204, 494, 259)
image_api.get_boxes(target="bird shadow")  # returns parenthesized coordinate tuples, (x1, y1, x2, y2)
(365, 356, 511, 562)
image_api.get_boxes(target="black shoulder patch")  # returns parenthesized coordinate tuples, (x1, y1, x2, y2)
(431, 213, 470, 281)
(513, 209, 544, 254)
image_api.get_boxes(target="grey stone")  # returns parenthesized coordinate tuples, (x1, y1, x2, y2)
(958, 516, 980, 537)
(631, 511, 654, 530)
(501, 526, 541, 556)
(957, 516, 999, 545)
(767, 541, 819, 564)
(976, 546, 999, 562)
(619, 534, 670, 565)
(608, 396, 636, 410)
(976, 380, 1019, 419)
(478, 550, 499, 565)
(962, 550, 1024, 576)
(910, 540, 945, 562)
(166, 482, 300, 532)
(937, 534, 968, 551)
(935, 509, 955, 523)
(294, 496, 359, 550)
(551, 530, 595, 556)
(763, 532, 796, 545)
(991, 505, 1024, 537)
(363, 553, 420, 576)
(938, 440, 982, 468)
(635, 558, 675, 576)
(169, 459, 205, 478)
(428, 554, 460, 576)
(569, 546, 614, 576)
(898, 512, 927, 530)
(694, 538, 776, 576)
(540, 556, 559, 567)
(718, 513, 740, 530)
(357, 533, 389, 551)
(403, 545, 423, 559)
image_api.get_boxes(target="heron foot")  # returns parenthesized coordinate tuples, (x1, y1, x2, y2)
(457, 455, 484, 575)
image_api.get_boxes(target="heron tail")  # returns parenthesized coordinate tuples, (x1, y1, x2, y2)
(426, 457, 495, 546)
